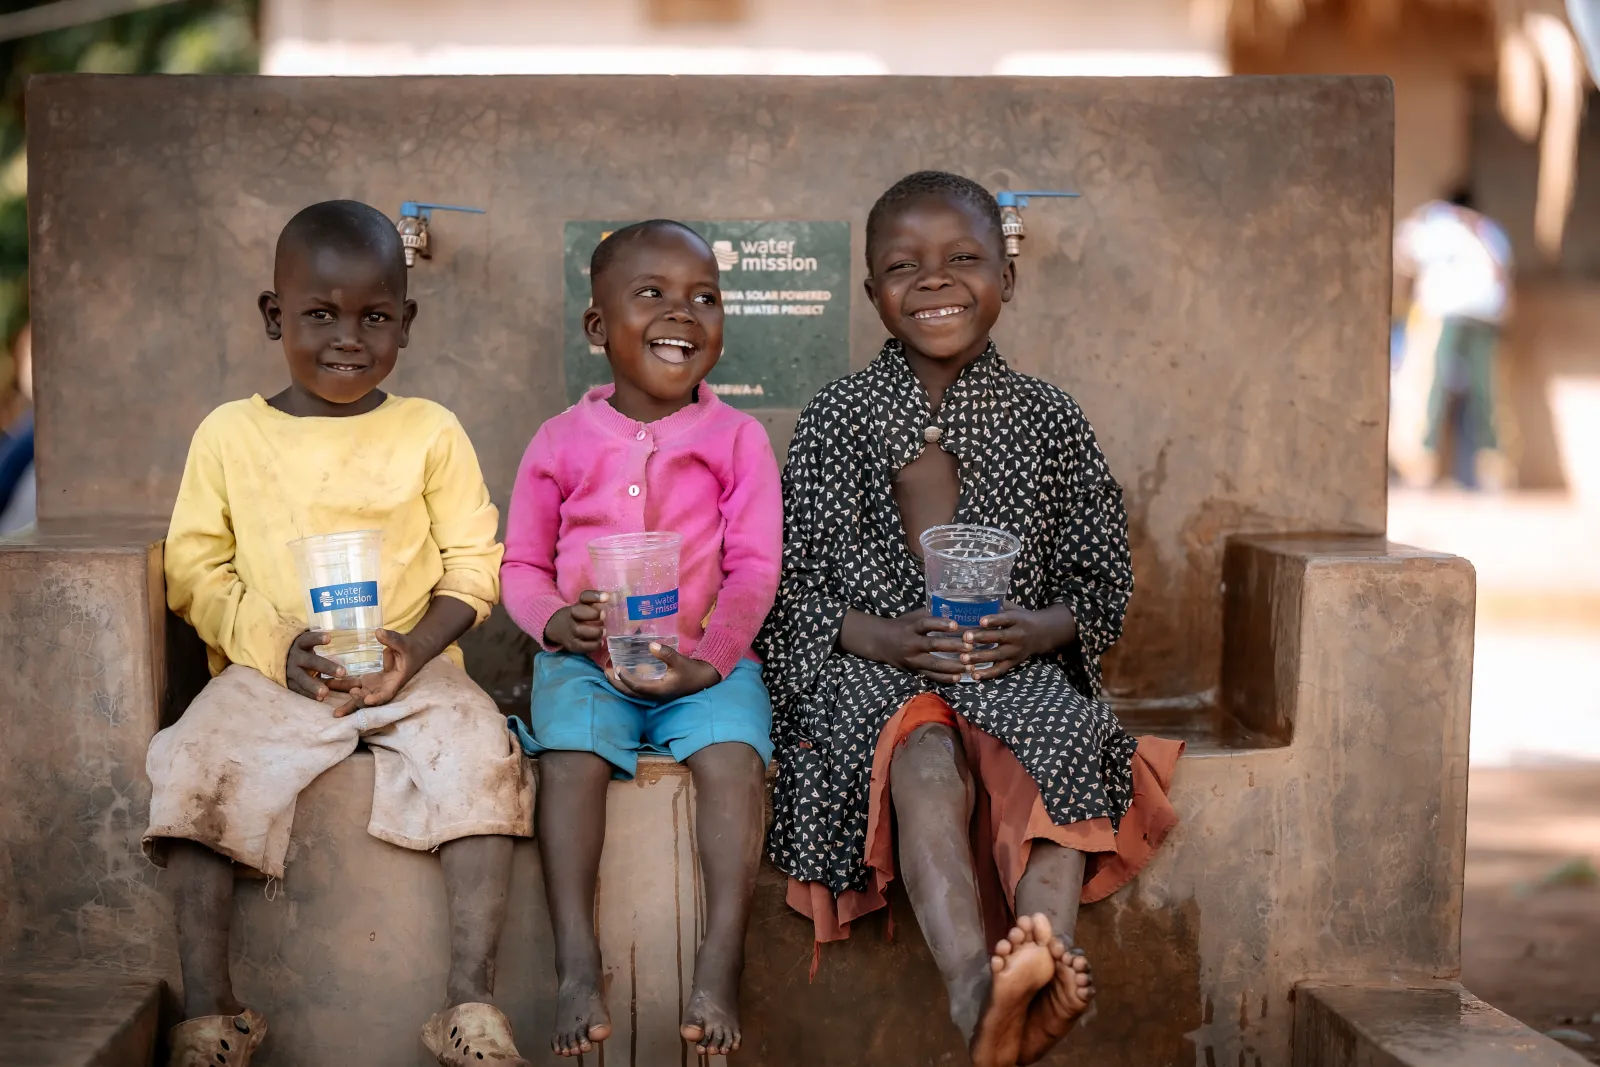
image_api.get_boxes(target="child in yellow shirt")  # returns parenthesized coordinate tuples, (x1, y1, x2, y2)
(144, 200, 533, 1067)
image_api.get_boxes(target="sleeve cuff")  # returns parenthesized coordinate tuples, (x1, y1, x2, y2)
(259, 615, 308, 689)
(691, 627, 753, 680)
(434, 588, 493, 627)
(506, 593, 573, 652)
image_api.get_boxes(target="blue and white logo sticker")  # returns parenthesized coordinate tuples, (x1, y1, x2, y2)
(309, 580, 379, 613)
(627, 589, 680, 621)
(930, 595, 1001, 628)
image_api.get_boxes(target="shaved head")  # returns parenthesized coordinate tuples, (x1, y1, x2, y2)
(590, 219, 710, 288)
(274, 200, 407, 294)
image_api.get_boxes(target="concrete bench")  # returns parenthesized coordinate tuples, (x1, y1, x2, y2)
(0, 524, 1480, 1065)
(0, 975, 161, 1067)
(1295, 983, 1592, 1067)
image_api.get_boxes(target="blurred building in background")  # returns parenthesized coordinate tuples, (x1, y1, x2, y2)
(260, 0, 1594, 494)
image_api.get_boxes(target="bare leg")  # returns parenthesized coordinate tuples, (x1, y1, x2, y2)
(536, 751, 614, 1057)
(439, 834, 514, 1008)
(679, 742, 765, 1056)
(1014, 842, 1096, 1064)
(890, 724, 989, 1038)
(1013, 842, 1085, 941)
(168, 840, 243, 1021)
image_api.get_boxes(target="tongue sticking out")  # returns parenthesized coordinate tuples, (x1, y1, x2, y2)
(650, 341, 693, 364)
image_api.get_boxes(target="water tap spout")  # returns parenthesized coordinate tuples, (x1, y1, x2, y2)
(396, 201, 487, 267)
(994, 190, 1079, 258)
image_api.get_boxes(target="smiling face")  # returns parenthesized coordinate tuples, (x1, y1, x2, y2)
(584, 225, 724, 420)
(260, 241, 415, 408)
(864, 193, 1014, 365)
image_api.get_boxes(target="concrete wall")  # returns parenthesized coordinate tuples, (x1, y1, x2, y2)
(261, 0, 1225, 78)
(26, 74, 1393, 711)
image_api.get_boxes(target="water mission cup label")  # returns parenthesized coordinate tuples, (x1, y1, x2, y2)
(627, 589, 680, 621)
(309, 581, 380, 613)
(931, 595, 1002, 627)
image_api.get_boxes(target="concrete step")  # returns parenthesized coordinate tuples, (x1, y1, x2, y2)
(1294, 983, 1590, 1067)
(0, 975, 162, 1067)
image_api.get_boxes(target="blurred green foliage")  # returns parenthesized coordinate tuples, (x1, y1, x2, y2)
(0, 0, 259, 352)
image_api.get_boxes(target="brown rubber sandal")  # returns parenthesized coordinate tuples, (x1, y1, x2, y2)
(421, 1002, 530, 1066)
(166, 1009, 267, 1067)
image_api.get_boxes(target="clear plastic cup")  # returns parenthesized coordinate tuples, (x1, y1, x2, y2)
(289, 530, 385, 677)
(919, 523, 1022, 683)
(588, 531, 682, 685)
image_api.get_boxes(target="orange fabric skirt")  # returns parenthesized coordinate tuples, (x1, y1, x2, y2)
(786, 693, 1184, 954)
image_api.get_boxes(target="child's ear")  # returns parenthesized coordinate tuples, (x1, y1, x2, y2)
(1000, 259, 1016, 303)
(862, 274, 881, 311)
(258, 291, 282, 340)
(399, 298, 419, 348)
(582, 305, 607, 350)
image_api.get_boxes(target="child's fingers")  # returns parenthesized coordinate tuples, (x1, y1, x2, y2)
(570, 619, 605, 639)
(331, 688, 366, 717)
(569, 602, 604, 623)
(961, 641, 1025, 666)
(647, 641, 684, 665)
(292, 629, 330, 650)
(913, 616, 962, 636)
(284, 671, 328, 701)
(924, 633, 968, 655)
(577, 590, 610, 606)
(605, 665, 646, 696)
(294, 651, 347, 681)
(908, 653, 966, 683)
(973, 659, 1020, 680)
(976, 612, 1024, 630)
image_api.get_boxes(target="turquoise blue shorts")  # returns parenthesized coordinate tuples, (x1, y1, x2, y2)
(510, 651, 773, 779)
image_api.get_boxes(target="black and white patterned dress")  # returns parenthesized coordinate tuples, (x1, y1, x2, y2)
(759, 339, 1140, 895)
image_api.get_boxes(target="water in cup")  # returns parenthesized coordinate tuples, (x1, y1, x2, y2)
(919, 524, 1022, 683)
(289, 530, 385, 677)
(588, 532, 682, 685)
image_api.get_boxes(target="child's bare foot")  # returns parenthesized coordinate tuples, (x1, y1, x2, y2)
(551, 977, 610, 1057)
(680, 986, 742, 1056)
(680, 933, 744, 1056)
(1018, 943, 1095, 1064)
(970, 914, 1058, 1067)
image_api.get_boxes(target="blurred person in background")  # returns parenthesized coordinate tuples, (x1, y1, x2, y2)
(1572, 0, 1600, 79)
(1391, 190, 1514, 491)
(0, 323, 34, 535)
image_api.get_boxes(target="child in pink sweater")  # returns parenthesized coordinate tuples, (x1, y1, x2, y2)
(501, 219, 781, 1059)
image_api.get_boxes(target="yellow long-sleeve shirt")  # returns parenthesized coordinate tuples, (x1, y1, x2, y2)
(165, 394, 504, 686)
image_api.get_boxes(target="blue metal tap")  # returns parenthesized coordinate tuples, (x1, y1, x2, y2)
(396, 201, 487, 267)
(994, 190, 1079, 258)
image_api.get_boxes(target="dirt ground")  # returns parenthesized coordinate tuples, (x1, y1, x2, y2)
(1463, 763, 1600, 1062)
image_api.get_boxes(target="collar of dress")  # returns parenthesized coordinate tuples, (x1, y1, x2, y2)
(873, 338, 1008, 469)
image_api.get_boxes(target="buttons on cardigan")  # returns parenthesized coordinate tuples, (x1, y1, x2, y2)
(628, 485, 640, 497)
(635, 430, 647, 440)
